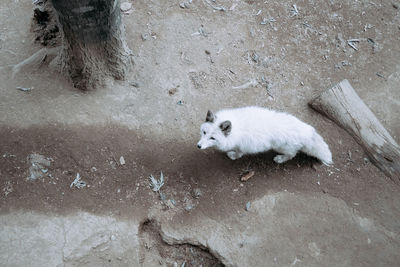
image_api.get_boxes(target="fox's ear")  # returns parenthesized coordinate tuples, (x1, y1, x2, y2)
(206, 110, 215, 123)
(219, 120, 232, 136)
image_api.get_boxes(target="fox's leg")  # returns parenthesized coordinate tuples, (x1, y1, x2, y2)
(273, 147, 298, 164)
(227, 151, 244, 160)
(273, 154, 295, 163)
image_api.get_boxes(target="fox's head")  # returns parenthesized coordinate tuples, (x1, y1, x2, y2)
(197, 110, 232, 149)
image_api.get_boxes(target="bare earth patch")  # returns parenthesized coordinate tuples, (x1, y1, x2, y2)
(1, 0, 400, 266)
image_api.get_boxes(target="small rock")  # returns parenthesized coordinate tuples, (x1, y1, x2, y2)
(28, 154, 51, 167)
(141, 33, 149, 41)
(168, 87, 178, 95)
(110, 235, 116, 241)
(120, 2, 132, 13)
(183, 197, 194, 211)
(3, 181, 13, 197)
(241, 171, 255, 182)
(245, 201, 251, 211)
(27, 154, 51, 180)
(119, 156, 125, 165)
(322, 188, 328, 194)
(129, 81, 140, 87)
(191, 188, 202, 198)
(184, 204, 193, 211)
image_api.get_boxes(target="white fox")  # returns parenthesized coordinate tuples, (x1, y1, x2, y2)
(197, 106, 332, 165)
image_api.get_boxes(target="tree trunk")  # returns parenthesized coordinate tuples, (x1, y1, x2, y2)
(309, 79, 400, 182)
(50, 0, 132, 90)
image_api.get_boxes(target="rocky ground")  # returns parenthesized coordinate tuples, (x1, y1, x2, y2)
(1, 0, 400, 266)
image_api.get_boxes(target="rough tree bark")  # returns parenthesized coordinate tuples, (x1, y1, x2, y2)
(50, 0, 132, 90)
(309, 79, 400, 182)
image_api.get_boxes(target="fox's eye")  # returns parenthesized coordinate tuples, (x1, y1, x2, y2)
(210, 137, 216, 140)
(203, 131, 206, 135)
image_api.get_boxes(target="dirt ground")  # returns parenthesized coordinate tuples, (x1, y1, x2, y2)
(1, 0, 400, 266)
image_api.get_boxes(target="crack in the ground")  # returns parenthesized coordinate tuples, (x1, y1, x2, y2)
(138, 219, 225, 267)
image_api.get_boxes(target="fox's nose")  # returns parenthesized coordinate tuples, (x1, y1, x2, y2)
(197, 144, 201, 149)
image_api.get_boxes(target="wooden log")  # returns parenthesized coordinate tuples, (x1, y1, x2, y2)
(309, 79, 400, 181)
(50, 0, 132, 90)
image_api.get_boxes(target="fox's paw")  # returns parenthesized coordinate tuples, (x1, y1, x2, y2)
(227, 151, 243, 160)
(274, 155, 289, 164)
(227, 151, 238, 160)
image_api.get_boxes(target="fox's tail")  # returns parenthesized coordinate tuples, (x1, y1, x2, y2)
(302, 130, 333, 165)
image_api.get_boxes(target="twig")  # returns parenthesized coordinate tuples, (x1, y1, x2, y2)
(203, 0, 225, 11)
(16, 87, 32, 92)
(225, 71, 234, 81)
(111, 152, 120, 166)
(70, 173, 86, 189)
(261, 77, 274, 98)
(376, 72, 386, 80)
(11, 47, 60, 78)
(261, 17, 276, 26)
(3, 49, 18, 56)
(149, 172, 165, 194)
(303, 22, 323, 35)
(241, 171, 255, 181)
(191, 25, 208, 37)
(232, 79, 258, 89)
(289, 4, 299, 17)
(347, 39, 360, 51)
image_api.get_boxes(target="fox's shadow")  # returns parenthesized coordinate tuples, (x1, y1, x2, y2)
(159, 143, 320, 186)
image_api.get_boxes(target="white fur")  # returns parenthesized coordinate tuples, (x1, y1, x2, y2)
(197, 106, 333, 165)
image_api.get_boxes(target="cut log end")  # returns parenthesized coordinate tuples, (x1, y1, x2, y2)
(309, 79, 400, 183)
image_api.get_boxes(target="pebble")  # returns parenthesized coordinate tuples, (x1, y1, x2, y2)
(120, 2, 132, 12)
(245, 201, 251, 211)
(191, 188, 202, 198)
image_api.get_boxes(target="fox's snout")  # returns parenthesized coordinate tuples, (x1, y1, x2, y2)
(197, 140, 207, 149)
